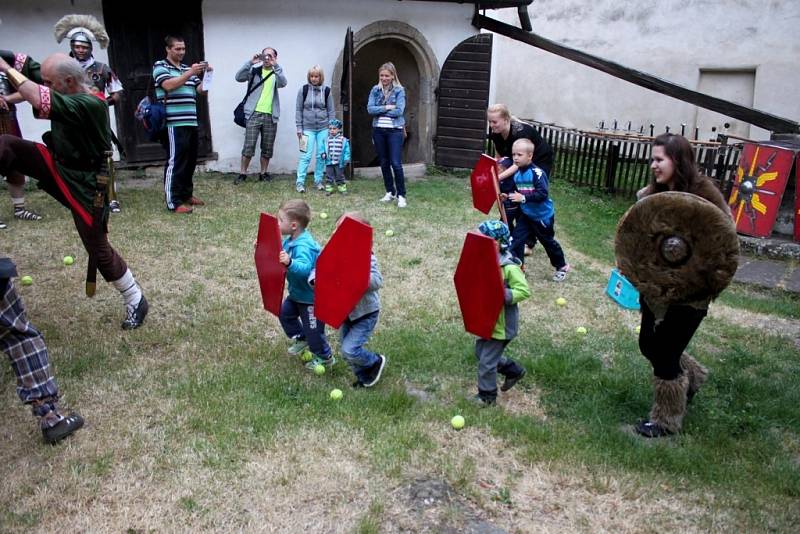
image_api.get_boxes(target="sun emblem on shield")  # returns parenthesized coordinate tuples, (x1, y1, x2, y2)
(728, 147, 779, 233)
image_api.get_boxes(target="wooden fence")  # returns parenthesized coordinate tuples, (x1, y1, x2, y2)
(499, 121, 744, 199)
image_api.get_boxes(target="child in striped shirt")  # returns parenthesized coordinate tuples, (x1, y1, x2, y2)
(321, 119, 351, 195)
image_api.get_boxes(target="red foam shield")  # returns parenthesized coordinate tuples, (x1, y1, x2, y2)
(470, 154, 501, 215)
(728, 143, 794, 237)
(314, 216, 373, 329)
(254, 212, 286, 316)
(453, 231, 505, 339)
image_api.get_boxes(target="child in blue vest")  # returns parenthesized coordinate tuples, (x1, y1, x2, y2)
(321, 119, 351, 196)
(277, 199, 333, 371)
(507, 138, 571, 282)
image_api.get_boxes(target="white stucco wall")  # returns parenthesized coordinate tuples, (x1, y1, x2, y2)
(3, 0, 477, 172)
(491, 0, 800, 141)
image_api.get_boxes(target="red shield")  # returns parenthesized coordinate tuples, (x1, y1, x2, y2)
(254, 212, 286, 316)
(795, 153, 800, 243)
(314, 216, 373, 329)
(453, 231, 505, 339)
(470, 154, 501, 215)
(728, 143, 794, 237)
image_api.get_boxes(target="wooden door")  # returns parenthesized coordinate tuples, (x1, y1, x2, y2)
(435, 34, 493, 168)
(340, 27, 354, 179)
(102, 0, 212, 165)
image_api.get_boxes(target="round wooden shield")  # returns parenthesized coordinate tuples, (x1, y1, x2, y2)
(615, 191, 739, 305)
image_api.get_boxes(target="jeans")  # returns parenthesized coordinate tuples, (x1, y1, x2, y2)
(639, 300, 707, 380)
(279, 298, 331, 358)
(372, 127, 405, 196)
(296, 128, 328, 186)
(510, 214, 566, 270)
(340, 311, 380, 382)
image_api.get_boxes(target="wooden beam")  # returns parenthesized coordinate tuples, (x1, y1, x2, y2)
(474, 14, 800, 134)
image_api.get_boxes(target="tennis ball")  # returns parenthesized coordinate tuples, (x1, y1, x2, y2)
(314, 364, 326, 376)
(63, 255, 74, 266)
(451, 415, 465, 430)
(330, 388, 343, 400)
(576, 326, 588, 335)
(21, 275, 33, 286)
(320, 212, 328, 219)
(385, 229, 394, 237)
(556, 297, 566, 306)
(635, 325, 641, 334)
(300, 350, 313, 363)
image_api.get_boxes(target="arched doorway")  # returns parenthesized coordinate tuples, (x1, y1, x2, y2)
(332, 21, 439, 168)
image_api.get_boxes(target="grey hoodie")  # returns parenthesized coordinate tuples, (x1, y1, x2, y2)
(295, 84, 336, 132)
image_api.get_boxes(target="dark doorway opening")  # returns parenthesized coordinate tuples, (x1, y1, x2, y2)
(102, 0, 213, 165)
(352, 38, 422, 167)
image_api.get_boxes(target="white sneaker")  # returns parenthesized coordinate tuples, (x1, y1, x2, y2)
(397, 196, 407, 208)
(379, 192, 396, 203)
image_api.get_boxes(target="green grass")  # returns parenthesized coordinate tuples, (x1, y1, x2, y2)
(2, 171, 798, 531)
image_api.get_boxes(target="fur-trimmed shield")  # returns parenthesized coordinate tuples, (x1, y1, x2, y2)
(615, 192, 739, 305)
(314, 216, 373, 329)
(470, 154, 501, 215)
(254, 213, 286, 316)
(454, 231, 505, 339)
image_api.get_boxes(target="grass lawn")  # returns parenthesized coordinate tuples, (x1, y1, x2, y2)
(1, 171, 799, 532)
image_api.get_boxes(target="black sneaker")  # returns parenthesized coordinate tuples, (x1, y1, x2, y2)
(470, 394, 496, 407)
(259, 172, 272, 182)
(109, 200, 122, 213)
(362, 354, 387, 388)
(234, 173, 247, 185)
(634, 419, 673, 438)
(42, 412, 84, 444)
(122, 295, 149, 330)
(500, 368, 526, 392)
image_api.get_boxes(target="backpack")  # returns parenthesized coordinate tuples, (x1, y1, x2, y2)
(135, 95, 167, 141)
(302, 84, 330, 104)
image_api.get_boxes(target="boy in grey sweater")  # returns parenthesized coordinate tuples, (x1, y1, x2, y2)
(311, 212, 386, 387)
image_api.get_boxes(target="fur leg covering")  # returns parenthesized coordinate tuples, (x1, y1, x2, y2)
(649, 373, 689, 434)
(680, 352, 708, 402)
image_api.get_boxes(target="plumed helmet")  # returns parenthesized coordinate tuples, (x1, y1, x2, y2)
(53, 14, 110, 50)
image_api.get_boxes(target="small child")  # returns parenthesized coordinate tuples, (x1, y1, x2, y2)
(321, 119, 351, 196)
(310, 212, 386, 387)
(507, 138, 571, 282)
(473, 220, 531, 406)
(276, 199, 334, 371)
(496, 156, 520, 232)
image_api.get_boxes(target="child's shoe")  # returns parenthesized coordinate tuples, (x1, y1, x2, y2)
(362, 354, 386, 388)
(500, 368, 526, 392)
(552, 264, 571, 282)
(287, 338, 309, 356)
(470, 394, 496, 407)
(325, 184, 334, 196)
(305, 355, 336, 370)
(337, 184, 347, 195)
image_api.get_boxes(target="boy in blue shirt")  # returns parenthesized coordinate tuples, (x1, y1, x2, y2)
(507, 139, 571, 282)
(277, 199, 334, 370)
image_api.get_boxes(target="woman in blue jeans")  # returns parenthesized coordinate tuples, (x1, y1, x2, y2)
(367, 62, 408, 208)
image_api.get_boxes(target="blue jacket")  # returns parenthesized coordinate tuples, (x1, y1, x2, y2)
(367, 84, 405, 128)
(283, 230, 320, 304)
(514, 164, 555, 222)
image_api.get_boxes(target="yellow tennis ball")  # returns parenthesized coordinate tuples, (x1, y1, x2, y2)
(320, 212, 328, 219)
(300, 350, 313, 362)
(451, 415, 465, 430)
(556, 297, 566, 306)
(635, 325, 641, 334)
(330, 388, 343, 400)
(576, 326, 588, 335)
(21, 275, 33, 286)
(314, 364, 326, 376)
(385, 229, 394, 237)
(63, 255, 74, 266)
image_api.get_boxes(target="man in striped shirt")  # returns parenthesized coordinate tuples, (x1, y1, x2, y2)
(152, 36, 212, 214)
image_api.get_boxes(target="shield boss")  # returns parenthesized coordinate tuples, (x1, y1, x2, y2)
(615, 191, 739, 304)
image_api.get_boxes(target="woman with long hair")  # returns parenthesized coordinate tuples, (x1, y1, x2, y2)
(633, 133, 731, 438)
(367, 62, 407, 208)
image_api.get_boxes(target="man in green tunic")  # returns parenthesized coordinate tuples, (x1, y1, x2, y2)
(0, 52, 148, 329)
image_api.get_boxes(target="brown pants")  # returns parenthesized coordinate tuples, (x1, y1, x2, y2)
(0, 134, 127, 282)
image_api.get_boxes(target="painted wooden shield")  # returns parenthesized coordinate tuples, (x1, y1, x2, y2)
(795, 153, 800, 243)
(314, 216, 373, 329)
(728, 143, 794, 237)
(254, 212, 286, 317)
(453, 231, 505, 339)
(470, 154, 501, 214)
